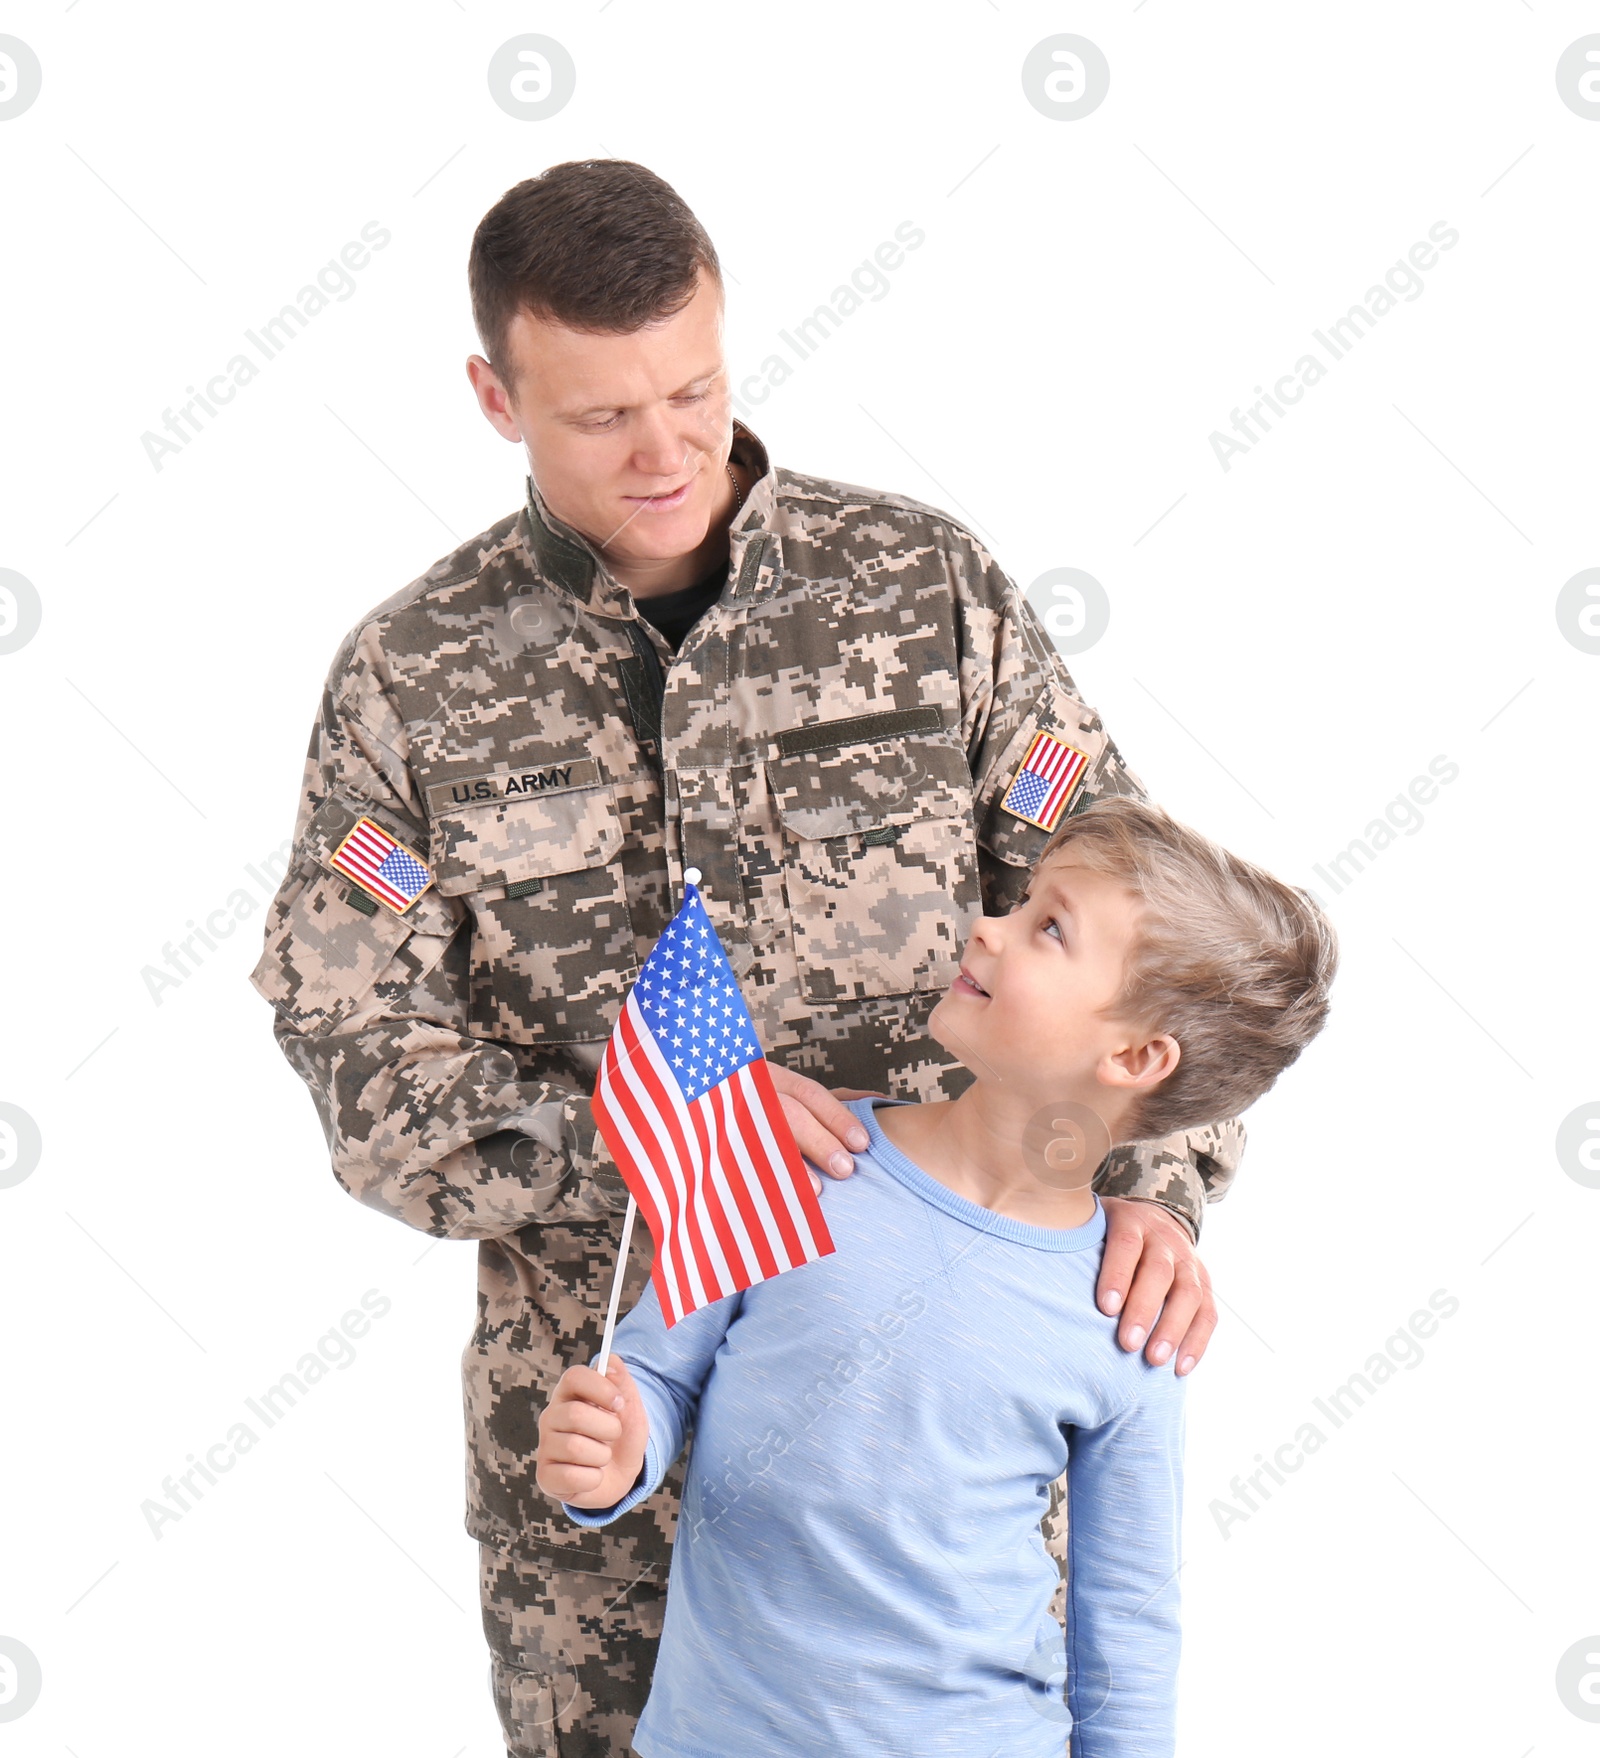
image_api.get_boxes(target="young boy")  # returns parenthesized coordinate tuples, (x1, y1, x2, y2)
(535, 795, 1338, 1756)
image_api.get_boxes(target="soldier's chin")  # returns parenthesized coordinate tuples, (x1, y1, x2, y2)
(623, 506, 709, 558)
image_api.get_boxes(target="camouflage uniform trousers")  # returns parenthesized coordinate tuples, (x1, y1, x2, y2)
(480, 1548, 668, 1758)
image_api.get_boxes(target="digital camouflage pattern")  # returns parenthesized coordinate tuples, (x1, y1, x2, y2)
(480, 1553, 667, 1756)
(251, 419, 1245, 1744)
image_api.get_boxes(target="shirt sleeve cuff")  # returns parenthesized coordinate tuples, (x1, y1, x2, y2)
(559, 1432, 665, 1528)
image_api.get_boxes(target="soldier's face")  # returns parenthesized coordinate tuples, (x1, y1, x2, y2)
(493, 267, 735, 576)
(930, 853, 1161, 1122)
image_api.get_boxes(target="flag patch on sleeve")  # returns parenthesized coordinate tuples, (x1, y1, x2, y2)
(329, 816, 435, 915)
(1001, 730, 1090, 832)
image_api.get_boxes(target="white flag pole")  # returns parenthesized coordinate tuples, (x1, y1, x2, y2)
(595, 1192, 638, 1377)
(595, 868, 701, 1376)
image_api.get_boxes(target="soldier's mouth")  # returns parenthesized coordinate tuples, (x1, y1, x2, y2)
(624, 480, 693, 509)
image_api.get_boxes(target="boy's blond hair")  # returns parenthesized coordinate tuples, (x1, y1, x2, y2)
(1037, 794, 1339, 1143)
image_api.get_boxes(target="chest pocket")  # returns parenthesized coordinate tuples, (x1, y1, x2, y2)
(429, 781, 637, 1045)
(768, 737, 980, 1004)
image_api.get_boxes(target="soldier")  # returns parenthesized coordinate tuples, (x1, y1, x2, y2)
(250, 158, 1244, 1757)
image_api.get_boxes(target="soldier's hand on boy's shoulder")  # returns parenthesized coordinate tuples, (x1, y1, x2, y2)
(1097, 1197, 1217, 1378)
(768, 1063, 888, 1196)
(536, 1359, 650, 1509)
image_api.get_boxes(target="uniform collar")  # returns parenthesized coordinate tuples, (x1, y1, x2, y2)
(518, 419, 778, 617)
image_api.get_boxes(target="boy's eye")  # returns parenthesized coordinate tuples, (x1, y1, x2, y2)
(1043, 918, 1063, 942)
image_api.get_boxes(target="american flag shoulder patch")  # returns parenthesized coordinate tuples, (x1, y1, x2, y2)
(1001, 730, 1091, 833)
(328, 816, 435, 915)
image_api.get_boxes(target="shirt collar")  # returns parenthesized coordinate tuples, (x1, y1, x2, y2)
(518, 419, 777, 617)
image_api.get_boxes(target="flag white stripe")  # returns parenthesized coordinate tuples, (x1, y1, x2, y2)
(604, 1003, 702, 1321)
(710, 1075, 798, 1272)
(691, 1091, 738, 1298)
(735, 1064, 822, 1262)
(602, 1000, 702, 1323)
(1038, 749, 1086, 820)
(595, 1022, 688, 1325)
(348, 823, 393, 855)
(332, 822, 425, 907)
(615, 998, 730, 1311)
(331, 856, 408, 908)
(716, 1073, 793, 1269)
(342, 828, 398, 873)
(698, 1086, 765, 1287)
(1030, 735, 1069, 781)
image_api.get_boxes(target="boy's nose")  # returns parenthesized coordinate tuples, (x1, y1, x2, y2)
(968, 913, 1004, 955)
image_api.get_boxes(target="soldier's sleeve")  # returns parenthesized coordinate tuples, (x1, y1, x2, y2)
(250, 643, 630, 1241)
(946, 531, 1247, 1244)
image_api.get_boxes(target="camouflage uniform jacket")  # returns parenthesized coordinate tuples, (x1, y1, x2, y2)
(249, 419, 1245, 1579)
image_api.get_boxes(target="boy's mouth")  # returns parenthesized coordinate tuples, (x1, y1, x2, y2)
(953, 966, 990, 999)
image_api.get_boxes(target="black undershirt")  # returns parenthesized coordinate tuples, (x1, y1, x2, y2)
(632, 557, 727, 653)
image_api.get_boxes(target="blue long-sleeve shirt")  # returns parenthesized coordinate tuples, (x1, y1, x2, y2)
(563, 1096, 1186, 1757)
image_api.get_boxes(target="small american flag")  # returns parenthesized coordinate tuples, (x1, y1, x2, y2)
(593, 881, 835, 1327)
(1001, 730, 1090, 833)
(329, 816, 435, 914)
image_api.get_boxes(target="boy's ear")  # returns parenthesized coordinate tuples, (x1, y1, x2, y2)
(1104, 1033, 1181, 1092)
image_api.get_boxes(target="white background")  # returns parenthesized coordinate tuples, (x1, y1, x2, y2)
(2, 3, 1596, 1754)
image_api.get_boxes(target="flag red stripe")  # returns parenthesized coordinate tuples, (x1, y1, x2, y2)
(606, 1000, 699, 1322)
(1024, 731, 1058, 779)
(590, 1077, 674, 1322)
(709, 1079, 782, 1281)
(588, 913, 840, 1330)
(1037, 748, 1087, 824)
(697, 1095, 768, 1287)
(592, 1021, 680, 1320)
(331, 822, 415, 908)
(346, 822, 394, 856)
(342, 825, 400, 871)
(695, 1093, 745, 1300)
(723, 1067, 806, 1268)
(744, 1059, 835, 1259)
(615, 999, 698, 1312)
(615, 997, 741, 1319)
(681, 1078, 729, 1307)
(329, 860, 409, 910)
(611, 1001, 706, 1321)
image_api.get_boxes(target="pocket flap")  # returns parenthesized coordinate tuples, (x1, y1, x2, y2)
(768, 738, 973, 840)
(429, 782, 624, 895)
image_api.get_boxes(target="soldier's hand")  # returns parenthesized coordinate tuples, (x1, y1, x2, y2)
(536, 1358, 650, 1509)
(1096, 1196, 1216, 1376)
(768, 1063, 888, 1194)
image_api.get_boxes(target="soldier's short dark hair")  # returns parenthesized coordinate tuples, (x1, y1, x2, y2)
(1036, 795, 1339, 1144)
(467, 159, 722, 395)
